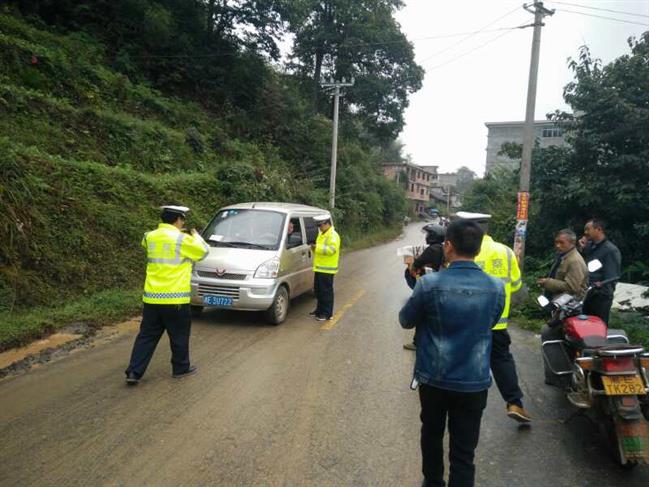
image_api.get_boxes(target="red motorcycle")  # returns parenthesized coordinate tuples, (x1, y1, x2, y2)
(539, 270, 649, 467)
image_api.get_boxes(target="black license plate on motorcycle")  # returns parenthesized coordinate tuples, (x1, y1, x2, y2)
(601, 375, 645, 395)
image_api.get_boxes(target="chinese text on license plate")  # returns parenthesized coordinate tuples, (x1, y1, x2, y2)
(601, 375, 645, 395)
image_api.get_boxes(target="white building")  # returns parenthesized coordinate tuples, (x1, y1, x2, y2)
(485, 120, 567, 174)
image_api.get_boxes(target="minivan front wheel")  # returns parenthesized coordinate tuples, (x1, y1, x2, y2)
(266, 285, 289, 325)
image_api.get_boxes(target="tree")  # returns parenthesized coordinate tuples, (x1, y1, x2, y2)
(541, 34, 649, 270)
(287, 0, 423, 141)
(455, 166, 476, 194)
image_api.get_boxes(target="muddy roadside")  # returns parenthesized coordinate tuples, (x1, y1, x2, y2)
(0, 318, 140, 380)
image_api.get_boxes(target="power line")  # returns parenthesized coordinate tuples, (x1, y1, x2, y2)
(550, 1, 649, 19)
(425, 27, 523, 71)
(419, 4, 524, 63)
(554, 8, 649, 27)
(129, 26, 534, 60)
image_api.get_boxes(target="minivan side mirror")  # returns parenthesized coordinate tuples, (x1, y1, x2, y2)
(537, 295, 550, 308)
(587, 259, 603, 273)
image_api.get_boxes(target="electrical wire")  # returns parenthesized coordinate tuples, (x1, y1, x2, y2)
(129, 26, 534, 59)
(550, 1, 649, 19)
(554, 8, 649, 27)
(418, 4, 524, 63)
(425, 27, 523, 71)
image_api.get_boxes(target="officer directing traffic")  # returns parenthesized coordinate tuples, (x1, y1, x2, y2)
(309, 214, 341, 321)
(125, 205, 209, 385)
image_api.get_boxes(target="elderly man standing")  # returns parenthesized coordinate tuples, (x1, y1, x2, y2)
(538, 229, 588, 299)
(538, 229, 588, 386)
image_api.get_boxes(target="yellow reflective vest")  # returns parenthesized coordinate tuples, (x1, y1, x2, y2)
(313, 226, 341, 275)
(474, 235, 522, 330)
(141, 223, 209, 304)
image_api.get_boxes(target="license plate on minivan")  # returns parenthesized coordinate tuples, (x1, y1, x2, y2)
(203, 295, 233, 307)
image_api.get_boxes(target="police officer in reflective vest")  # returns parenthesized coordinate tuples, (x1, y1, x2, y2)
(456, 212, 532, 423)
(125, 205, 209, 385)
(309, 214, 341, 322)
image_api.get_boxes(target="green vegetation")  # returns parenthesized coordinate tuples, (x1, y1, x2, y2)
(0, 2, 420, 350)
(464, 34, 649, 346)
(0, 289, 142, 351)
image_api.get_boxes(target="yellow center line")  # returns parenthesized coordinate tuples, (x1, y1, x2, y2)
(320, 288, 366, 331)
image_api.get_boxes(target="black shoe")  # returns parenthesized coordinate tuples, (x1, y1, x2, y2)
(125, 372, 139, 386)
(309, 309, 318, 316)
(315, 315, 332, 322)
(172, 365, 197, 379)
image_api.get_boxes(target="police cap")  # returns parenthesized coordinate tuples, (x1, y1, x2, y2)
(454, 211, 492, 224)
(160, 205, 189, 219)
(313, 213, 332, 224)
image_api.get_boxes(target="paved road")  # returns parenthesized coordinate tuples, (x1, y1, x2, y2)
(1, 224, 648, 486)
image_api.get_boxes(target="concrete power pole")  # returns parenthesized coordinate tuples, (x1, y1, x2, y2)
(446, 185, 451, 216)
(514, 1, 554, 270)
(321, 78, 354, 209)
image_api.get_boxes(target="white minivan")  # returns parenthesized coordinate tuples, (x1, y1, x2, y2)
(190, 202, 328, 324)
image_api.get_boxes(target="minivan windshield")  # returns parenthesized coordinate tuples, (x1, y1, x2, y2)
(202, 209, 285, 250)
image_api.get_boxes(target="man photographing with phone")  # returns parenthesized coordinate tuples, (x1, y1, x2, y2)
(125, 205, 209, 385)
(399, 219, 505, 487)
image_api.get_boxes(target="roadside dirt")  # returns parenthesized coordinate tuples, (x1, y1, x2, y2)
(0, 318, 140, 380)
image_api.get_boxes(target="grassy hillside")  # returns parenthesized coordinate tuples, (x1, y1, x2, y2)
(0, 12, 406, 350)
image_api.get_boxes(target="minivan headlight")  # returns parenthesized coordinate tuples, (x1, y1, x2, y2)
(254, 257, 280, 279)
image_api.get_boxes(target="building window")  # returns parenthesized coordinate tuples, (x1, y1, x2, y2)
(410, 183, 414, 192)
(542, 127, 563, 138)
(420, 188, 424, 196)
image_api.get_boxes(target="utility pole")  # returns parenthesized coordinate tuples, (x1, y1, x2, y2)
(321, 78, 354, 209)
(514, 1, 554, 270)
(446, 185, 451, 216)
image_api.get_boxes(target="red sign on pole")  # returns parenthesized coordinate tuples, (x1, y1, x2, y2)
(517, 192, 529, 220)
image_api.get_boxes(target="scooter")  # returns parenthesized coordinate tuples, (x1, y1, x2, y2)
(538, 260, 649, 467)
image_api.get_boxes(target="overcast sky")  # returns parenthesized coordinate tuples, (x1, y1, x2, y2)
(394, 0, 649, 176)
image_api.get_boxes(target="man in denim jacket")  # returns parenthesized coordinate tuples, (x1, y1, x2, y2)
(400, 220, 505, 487)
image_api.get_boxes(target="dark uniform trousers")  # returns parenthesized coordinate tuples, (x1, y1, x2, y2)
(126, 303, 191, 377)
(419, 384, 488, 487)
(314, 272, 334, 318)
(490, 329, 524, 406)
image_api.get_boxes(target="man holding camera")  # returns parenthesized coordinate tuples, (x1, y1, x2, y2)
(400, 220, 504, 487)
(125, 205, 209, 385)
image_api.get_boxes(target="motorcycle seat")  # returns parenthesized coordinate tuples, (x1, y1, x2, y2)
(606, 329, 629, 345)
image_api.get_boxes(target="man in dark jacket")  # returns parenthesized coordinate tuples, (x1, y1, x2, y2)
(578, 219, 622, 324)
(403, 224, 445, 351)
(399, 220, 505, 487)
